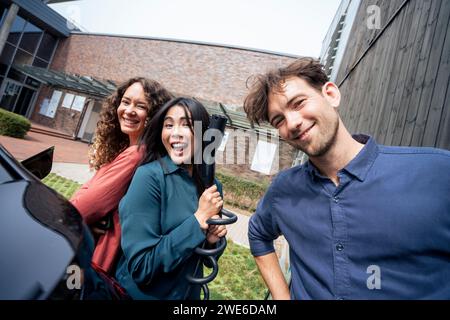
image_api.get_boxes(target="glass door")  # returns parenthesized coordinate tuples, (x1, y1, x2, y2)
(82, 101, 101, 142)
(14, 86, 36, 116)
(0, 79, 21, 112)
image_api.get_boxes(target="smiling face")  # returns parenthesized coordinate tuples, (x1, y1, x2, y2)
(162, 105, 195, 166)
(117, 82, 149, 146)
(268, 77, 340, 158)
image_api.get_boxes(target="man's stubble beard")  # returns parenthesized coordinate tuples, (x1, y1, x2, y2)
(294, 114, 340, 158)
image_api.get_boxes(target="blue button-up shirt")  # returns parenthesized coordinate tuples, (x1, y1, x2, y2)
(249, 135, 450, 299)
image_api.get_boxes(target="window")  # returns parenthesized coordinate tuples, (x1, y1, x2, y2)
(0, 43, 14, 75)
(7, 67, 25, 83)
(12, 48, 33, 66)
(0, 7, 7, 26)
(32, 57, 48, 69)
(19, 22, 43, 54)
(9, 49, 33, 82)
(1, 16, 59, 89)
(0, 81, 21, 112)
(7, 15, 26, 45)
(36, 33, 57, 61)
(0, 14, 62, 115)
(25, 77, 40, 89)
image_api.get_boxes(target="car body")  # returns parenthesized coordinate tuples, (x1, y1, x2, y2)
(0, 144, 124, 299)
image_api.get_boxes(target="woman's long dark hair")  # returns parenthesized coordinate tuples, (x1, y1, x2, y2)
(140, 97, 210, 196)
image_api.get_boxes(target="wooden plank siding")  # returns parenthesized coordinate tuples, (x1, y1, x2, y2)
(388, 0, 430, 146)
(410, 0, 450, 146)
(436, 72, 450, 148)
(368, 2, 407, 135)
(367, 1, 416, 144)
(421, 1, 450, 146)
(400, 0, 442, 146)
(360, 1, 408, 138)
(334, 0, 450, 150)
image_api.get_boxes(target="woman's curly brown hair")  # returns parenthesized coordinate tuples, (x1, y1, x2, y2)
(89, 77, 172, 170)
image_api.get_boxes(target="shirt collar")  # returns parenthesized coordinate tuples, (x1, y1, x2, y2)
(343, 134, 379, 181)
(305, 134, 379, 182)
(159, 155, 182, 175)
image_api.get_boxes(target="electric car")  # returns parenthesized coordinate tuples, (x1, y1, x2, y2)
(0, 144, 124, 300)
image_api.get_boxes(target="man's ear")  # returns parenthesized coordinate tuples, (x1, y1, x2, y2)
(321, 82, 341, 108)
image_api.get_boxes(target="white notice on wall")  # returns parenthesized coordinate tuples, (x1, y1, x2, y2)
(62, 93, 75, 108)
(71, 96, 86, 112)
(217, 131, 229, 152)
(250, 140, 277, 175)
(39, 98, 49, 116)
(46, 90, 62, 118)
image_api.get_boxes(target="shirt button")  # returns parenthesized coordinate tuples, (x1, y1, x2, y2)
(333, 196, 339, 203)
(336, 243, 344, 251)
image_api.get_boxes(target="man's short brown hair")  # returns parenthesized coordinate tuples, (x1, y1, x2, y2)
(243, 57, 328, 126)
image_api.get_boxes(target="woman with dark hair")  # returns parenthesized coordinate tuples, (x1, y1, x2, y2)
(116, 97, 227, 300)
(70, 77, 172, 276)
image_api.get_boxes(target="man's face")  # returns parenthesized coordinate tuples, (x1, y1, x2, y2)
(268, 77, 340, 157)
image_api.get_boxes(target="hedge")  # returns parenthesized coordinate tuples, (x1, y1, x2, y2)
(0, 108, 31, 138)
(216, 171, 269, 212)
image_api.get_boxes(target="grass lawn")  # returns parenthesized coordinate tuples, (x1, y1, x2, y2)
(42, 173, 268, 300)
(206, 240, 267, 300)
(42, 173, 82, 199)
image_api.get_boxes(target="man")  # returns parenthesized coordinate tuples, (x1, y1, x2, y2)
(244, 57, 450, 300)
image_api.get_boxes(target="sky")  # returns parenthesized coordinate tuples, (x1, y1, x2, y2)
(50, 0, 341, 57)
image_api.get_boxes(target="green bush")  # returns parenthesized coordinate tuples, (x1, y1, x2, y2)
(216, 171, 269, 212)
(0, 108, 31, 138)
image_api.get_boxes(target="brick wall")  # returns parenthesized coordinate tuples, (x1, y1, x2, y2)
(51, 34, 297, 107)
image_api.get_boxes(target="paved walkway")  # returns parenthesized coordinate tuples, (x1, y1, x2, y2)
(52, 162, 95, 184)
(0, 130, 89, 164)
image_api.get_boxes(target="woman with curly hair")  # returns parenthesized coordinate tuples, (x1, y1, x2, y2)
(70, 77, 172, 276)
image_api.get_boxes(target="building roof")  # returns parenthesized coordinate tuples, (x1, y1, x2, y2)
(15, 64, 116, 97)
(16, 64, 277, 136)
(3, 0, 72, 37)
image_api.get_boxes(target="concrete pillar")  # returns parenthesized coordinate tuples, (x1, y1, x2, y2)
(0, 3, 20, 56)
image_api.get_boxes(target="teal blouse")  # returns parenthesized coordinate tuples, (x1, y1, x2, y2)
(115, 155, 223, 300)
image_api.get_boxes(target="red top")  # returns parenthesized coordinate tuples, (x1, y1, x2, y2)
(70, 145, 144, 275)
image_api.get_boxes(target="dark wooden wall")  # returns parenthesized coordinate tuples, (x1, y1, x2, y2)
(335, 0, 450, 149)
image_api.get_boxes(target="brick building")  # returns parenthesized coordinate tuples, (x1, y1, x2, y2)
(0, 1, 300, 182)
(0, 0, 69, 118)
